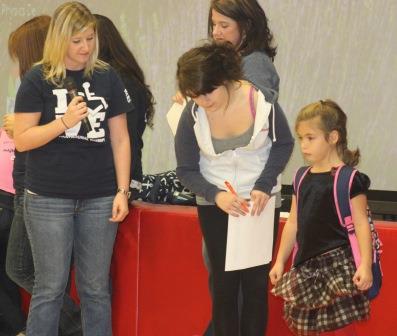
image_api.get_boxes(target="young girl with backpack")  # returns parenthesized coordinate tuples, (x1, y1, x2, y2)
(269, 99, 373, 335)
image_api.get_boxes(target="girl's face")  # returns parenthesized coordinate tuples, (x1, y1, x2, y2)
(296, 117, 338, 166)
(191, 85, 229, 113)
(211, 9, 242, 48)
(64, 27, 95, 70)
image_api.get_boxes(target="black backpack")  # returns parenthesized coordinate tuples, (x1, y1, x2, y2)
(137, 170, 196, 205)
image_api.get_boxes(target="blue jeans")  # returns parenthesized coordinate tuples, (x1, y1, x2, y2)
(6, 194, 34, 292)
(24, 193, 118, 336)
(6, 194, 82, 335)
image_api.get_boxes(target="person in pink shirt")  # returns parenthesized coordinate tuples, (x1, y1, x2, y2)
(3, 15, 82, 336)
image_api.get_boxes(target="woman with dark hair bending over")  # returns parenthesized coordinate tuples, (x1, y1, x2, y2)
(95, 14, 155, 199)
(177, 0, 283, 250)
(13, 2, 131, 335)
(175, 42, 293, 336)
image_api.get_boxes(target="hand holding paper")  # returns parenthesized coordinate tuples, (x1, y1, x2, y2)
(250, 189, 270, 216)
(225, 196, 276, 271)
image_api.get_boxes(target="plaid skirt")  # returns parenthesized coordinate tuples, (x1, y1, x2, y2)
(272, 246, 370, 335)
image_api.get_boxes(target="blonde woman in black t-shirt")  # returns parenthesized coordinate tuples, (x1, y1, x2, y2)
(13, 2, 131, 335)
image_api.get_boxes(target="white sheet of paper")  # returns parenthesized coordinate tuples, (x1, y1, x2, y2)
(166, 101, 186, 136)
(225, 196, 275, 271)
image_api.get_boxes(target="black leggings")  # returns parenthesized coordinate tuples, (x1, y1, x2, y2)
(198, 205, 276, 336)
(0, 205, 25, 335)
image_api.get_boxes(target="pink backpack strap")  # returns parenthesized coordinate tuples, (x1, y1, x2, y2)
(249, 86, 256, 119)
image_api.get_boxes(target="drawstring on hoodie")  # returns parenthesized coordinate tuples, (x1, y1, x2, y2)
(272, 104, 276, 142)
(191, 102, 198, 122)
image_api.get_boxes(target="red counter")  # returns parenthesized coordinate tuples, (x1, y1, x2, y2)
(111, 202, 397, 336)
(111, 202, 210, 336)
(19, 201, 397, 335)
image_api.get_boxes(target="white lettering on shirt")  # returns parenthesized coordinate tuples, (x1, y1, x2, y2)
(53, 82, 108, 142)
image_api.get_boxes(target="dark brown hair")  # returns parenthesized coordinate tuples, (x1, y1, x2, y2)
(8, 15, 51, 78)
(296, 99, 360, 166)
(208, 0, 277, 60)
(95, 14, 155, 127)
(177, 42, 242, 98)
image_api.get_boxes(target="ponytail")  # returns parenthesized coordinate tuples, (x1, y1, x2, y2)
(341, 147, 360, 167)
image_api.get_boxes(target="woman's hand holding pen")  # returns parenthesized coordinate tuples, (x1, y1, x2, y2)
(63, 96, 88, 129)
(215, 191, 249, 217)
(250, 190, 270, 216)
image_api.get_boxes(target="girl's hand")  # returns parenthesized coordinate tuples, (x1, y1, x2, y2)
(109, 193, 129, 222)
(250, 190, 270, 216)
(353, 264, 373, 291)
(63, 96, 89, 128)
(269, 261, 284, 285)
(215, 191, 249, 217)
(172, 91, 185, 105)
(3, 114, 15, 138)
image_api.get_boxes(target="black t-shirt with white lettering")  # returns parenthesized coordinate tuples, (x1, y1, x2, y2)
(293, 169, 370, 266)
(14, 64, 133, 199)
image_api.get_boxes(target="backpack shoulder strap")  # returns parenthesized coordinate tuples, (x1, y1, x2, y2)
(291, 166, 311, 263)
(333, 165, 361, 267)
(333, 165, 357, 228)
(293, 166, 311, 204)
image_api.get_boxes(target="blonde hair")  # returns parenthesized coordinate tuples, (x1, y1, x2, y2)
(41, 1, 106, 85)
(296, 99, 360, 167)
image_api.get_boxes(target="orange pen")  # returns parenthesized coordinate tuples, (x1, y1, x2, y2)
(224, 181, 249, 212)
